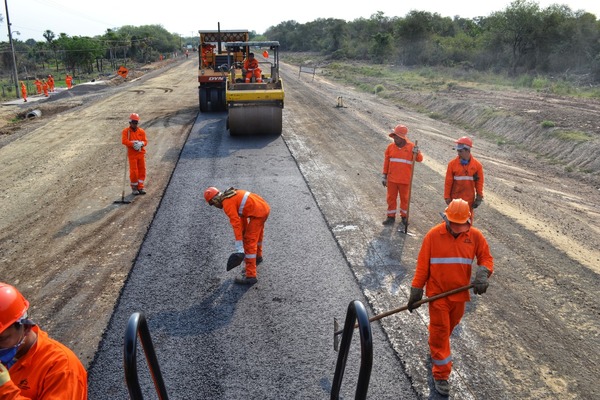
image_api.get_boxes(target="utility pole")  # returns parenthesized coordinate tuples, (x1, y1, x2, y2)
(4, 0, 20, 98)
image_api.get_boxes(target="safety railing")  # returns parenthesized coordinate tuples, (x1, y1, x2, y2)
(331, 300, 373, 400)
(124, 312, 169, 400)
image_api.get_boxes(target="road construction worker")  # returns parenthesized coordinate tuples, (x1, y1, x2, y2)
(204, 187, 270, 285)
(47, 75, 55, 92)
(41, 80, 49, 97)
(406, 199, 493, 396)
(0, 282, 88, 399)
(33, 78, 42, 95)
(65, 74, 73, 89)
(121, 113, 148, 195)
(444, 136, 484, 220)
(382, 124, 423, 226)
(20, 81, 27, 102)
(243, 52, 262, 83)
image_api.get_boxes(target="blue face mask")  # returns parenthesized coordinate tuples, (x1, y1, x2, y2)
(460, 158, 470, 165)
(0, 335, 25, 369)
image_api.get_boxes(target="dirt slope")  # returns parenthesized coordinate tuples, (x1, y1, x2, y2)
(0, 55, 598, 398)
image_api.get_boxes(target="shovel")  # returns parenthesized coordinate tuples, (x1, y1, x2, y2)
(114, 153, 132, 204)
(333, 283, 474, 351)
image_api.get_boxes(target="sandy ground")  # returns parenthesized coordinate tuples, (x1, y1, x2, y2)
(0, 55, 598, 398)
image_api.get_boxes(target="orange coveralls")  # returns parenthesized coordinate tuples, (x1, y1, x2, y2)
(47, 76, 55, 92)
(243, 57, 262, 83)
(221, 190, 270, 279)
(65, 75, 73, 89)
(41, 81, 49, 97)
(382, 140, 423, 218)
(121, 126, 148, 191)
(0, 325, 88, 399)
(411, 222, 493, 381)
(444, 155, 484, 217)
(20, 83, 27, 102)
(34, 79, 42, 95)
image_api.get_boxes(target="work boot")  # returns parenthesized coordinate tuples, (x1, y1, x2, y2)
(234, 275, 257, 285)
(382, 217, 395, 226)
(131, 189, 140, 195)
(434, 379, 450, 396)
(138, 188, 146, 195)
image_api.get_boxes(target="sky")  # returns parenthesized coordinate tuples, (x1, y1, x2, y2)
(2, 0, 600, 43)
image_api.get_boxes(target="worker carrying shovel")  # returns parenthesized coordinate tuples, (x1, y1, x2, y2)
(406, 198, 494, 396)
(204, 187, 270, 285)
(381, 124, 423, 228)
(121, 113, 148, 195)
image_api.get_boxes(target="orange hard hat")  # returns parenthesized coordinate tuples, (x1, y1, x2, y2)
(444, 199, 471, 227)
(389, 124, 408, 139)
(262, 50, 269, 58)
(0, 282, 29, 332)
(204, 187, 220, 203)
(455, 136, 473, 148)
(129, 113, 140, 122)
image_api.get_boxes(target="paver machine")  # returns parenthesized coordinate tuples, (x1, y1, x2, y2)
(197, 27, 249, 112)
(224, 41, 284, 135)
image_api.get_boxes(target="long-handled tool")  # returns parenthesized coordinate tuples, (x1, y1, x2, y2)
(333, 283, 473, 351)
(114, 153, 131, 204)
(401, 139, 418, 234)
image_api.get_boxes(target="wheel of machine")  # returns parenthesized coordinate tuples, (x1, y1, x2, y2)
(199, 88, 208, 112)
(218, 90, 226, 111)
(210, 89, 219, 111)
(228, 106, 282, 136)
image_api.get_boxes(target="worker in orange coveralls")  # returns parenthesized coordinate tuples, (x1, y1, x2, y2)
(41, 80, 49, 97)
(65, 74, 73, 89)
(382, 124, 423, 227)
(19, 81, 27, 102)
(121, 113, 148, 195)
(406, 199, 493, 396)
(33, 78, 42, 95)
(47, 75, 55, 92)
(243, 52, 262, 83)
(0, 282, 88, 399)
(444, 136, 484, 221)
(204, 187, 270, 285)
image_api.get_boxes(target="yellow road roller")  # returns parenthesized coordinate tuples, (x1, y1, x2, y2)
(224, 41, 284, 136)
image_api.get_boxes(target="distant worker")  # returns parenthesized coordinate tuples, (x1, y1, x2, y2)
(121, 113, 148, 195)
(65, 74, 73, 89)
(243, 52, 262, 83)
(33, 78, 42, 95)
(382, 124, 423, 226)
(444, 136, 484, 220)
(20, 81, 27, 102)
(204, 186, 270, 285)
(406, 199, 494, 396)
(41, 80, 49, 97)
(47, 75, 55, 92)
(0, 282, 88, 399)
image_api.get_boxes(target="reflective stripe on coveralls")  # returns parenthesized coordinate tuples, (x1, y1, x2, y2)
(238, 191, 251, 215)
(389, 158, 413, 165)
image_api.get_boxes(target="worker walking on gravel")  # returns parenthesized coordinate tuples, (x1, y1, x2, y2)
(41, 80, 49, 97)
(47, 75, 55, 92)
(0, 282, 88, 399)
(121, 113, 148, 195)
(243, 52, 262, 83)
(20, 81, 27, 103)
(65, 74, 73, 89)
(204, 187, 270, 285)
(406, 199, 494, 396)
(382, 124, 423, 226)
(34, 78, 42, 95)
(444, 136, 484, 220)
